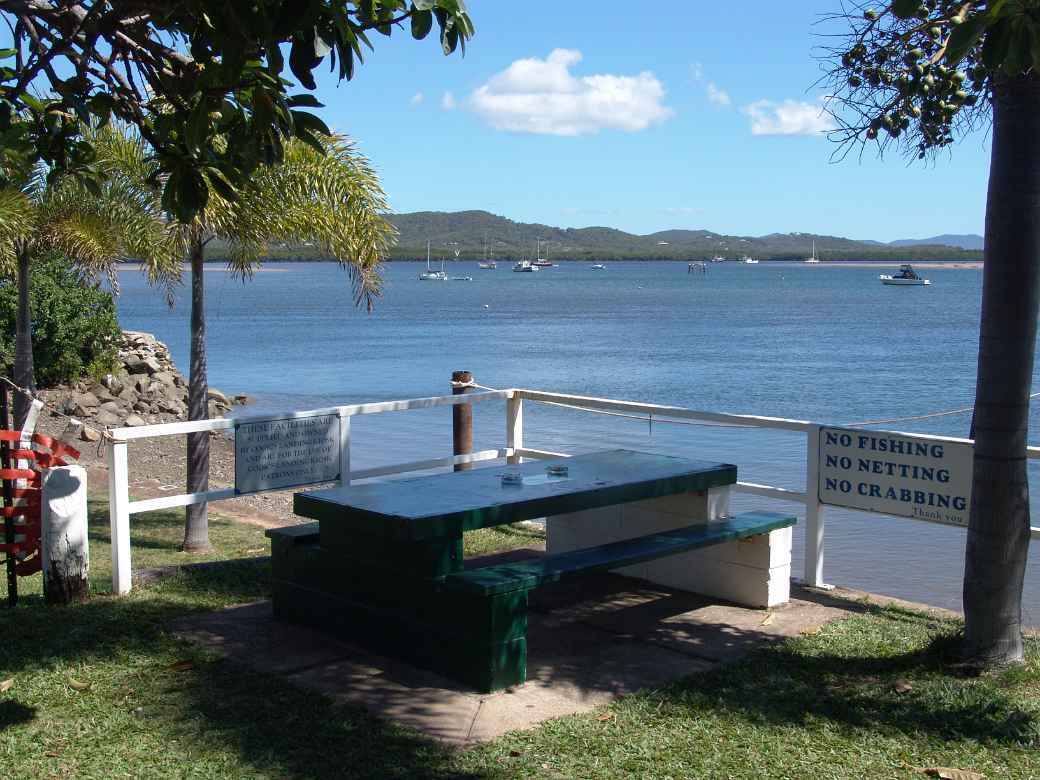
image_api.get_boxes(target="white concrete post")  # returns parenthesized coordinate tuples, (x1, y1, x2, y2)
(506, 394, 523, 465)
(803, 424, 830, 588)
(106, 439, 132, 594)
(337, 412, 351, 487)
(41, 465, 89, 603)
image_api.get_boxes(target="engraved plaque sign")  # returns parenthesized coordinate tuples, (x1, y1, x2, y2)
(235, 414, 341, 494)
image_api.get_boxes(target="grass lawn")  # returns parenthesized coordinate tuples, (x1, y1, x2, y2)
(1, 500, 1037, 779)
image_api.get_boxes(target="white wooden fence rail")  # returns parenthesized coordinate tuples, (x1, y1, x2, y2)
(104, 387, 1040, 594)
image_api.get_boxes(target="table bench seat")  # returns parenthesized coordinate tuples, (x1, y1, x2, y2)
(443, 511, 796, 597)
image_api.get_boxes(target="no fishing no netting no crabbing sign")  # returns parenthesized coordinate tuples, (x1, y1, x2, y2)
(818, 426, 973, 528)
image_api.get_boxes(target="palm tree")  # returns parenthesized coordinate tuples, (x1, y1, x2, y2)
(0, 124, 179, 426)
(172, 133, 394, 551)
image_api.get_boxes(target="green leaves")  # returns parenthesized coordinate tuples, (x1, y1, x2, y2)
(944, 13, 990, 65)
(2, 0, 476, 225)
(890, 0, 920, 20)
(411, 9, 433, 39)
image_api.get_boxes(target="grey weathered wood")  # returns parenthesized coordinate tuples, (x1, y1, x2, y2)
(452, 370, 473, 472)
(41, 466, 90, 604)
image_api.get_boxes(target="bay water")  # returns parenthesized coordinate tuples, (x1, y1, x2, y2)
(113, 260, 1040, 623)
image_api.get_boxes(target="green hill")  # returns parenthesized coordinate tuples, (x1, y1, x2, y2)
(383, 211, 980, 261)
(206, 210, 982, 262)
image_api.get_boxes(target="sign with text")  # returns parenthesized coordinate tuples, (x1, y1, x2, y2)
(235, 414, 341, 495)
(818, 426, 973, 528)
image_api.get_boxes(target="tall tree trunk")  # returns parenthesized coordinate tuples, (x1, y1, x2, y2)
(962, 73, 1040, 666)
(13, 247, 35, 430)
(183, 233, 211, 551)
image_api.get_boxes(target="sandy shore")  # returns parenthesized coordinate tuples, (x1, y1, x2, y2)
(805, 261, 981, 269)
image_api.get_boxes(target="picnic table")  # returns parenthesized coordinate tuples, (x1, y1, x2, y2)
(268, 449, 795, 692)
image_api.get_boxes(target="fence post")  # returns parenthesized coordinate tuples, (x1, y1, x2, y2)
(106, 438, 132, 594)
(337, 411, 351, 487)
(803, 424, 830, 588)
(42, 465, 89, 604)
(452, 371, 473, 472)
(506, 393, 523, 465)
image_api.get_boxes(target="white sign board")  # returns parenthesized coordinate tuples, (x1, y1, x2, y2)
(235, 414, 341, 495)
(819, 426, 973, 528)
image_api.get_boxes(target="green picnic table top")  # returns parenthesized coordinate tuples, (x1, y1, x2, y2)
(293, 449, 737, 541)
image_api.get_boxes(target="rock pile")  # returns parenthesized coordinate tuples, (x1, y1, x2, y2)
(39, 331, 250, 441)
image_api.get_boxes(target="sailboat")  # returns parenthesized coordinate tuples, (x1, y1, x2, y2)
(804, 240, 820, 264)
(478, 237, 497, 269)
(418, 241, 448, 281)
(531, 239, 554, 267)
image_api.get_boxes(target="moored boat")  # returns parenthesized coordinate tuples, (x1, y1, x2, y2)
(418, 241, 448, 281)
(880, 264, 931, 286)
(805, 241, 820, 264)
(531, 239, 554, 267)
(513, 259, 538, 272)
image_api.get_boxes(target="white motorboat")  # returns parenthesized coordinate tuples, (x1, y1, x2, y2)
(742, 256, 759, 264)
(805, 241, 820, 264)
(418, 241, 448, 281)
(710, 255, 725, 263)
(513, 259, 538, 273)
(880, 264, 931, 286)
(589, 263, 606, 270)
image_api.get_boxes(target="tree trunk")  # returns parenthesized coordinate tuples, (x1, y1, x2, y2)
(183, 233, 211, 551)
(12, 247, 35, 430)
(962, 73, 1040, 666)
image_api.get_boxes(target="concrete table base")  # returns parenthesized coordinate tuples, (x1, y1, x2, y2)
(174, 565, 858, 745)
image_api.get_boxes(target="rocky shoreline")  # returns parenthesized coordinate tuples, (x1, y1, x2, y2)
(33, 331, 302, 527)
(38, 331, 251, 442)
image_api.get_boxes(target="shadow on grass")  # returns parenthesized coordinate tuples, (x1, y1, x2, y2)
(0, 562, 484, 779)
(0, 700, 36, 732)
(654, 601, 1039, 749)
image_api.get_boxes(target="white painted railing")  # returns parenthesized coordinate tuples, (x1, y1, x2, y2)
(105, 387, 1040, 594)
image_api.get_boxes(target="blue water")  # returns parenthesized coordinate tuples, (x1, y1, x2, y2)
(113, 260, 1040, 623)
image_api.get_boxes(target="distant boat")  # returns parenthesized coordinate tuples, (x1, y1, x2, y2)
(880, 264, 931, 286)
(687, 262, 707, 274)
(805, 241, 820, 264)
(531, 239, 554, 267)
(419, 241, 448, 281)
(742, 256, 759, 264)
(589, 263, 606, 270)
(478, 237, 497, 269)
(710, 255, 725, 263)
(513, 259, 538, 273)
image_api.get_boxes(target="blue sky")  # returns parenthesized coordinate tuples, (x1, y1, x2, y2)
(305, 2, 990, 242)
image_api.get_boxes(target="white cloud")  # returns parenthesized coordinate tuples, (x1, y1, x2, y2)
(467, 48, 673, 136)
(410, 92, 425, 106)
(691, 62, 731, 108)
(706, 83, 731, 107)
(742, 99, 834, 136)
(441, 91, 457, 110)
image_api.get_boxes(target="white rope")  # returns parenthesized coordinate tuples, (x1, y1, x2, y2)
(843, 391, 1040, 428)
(0, 376, 115, 443)
(466, 380, 1040, 433)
